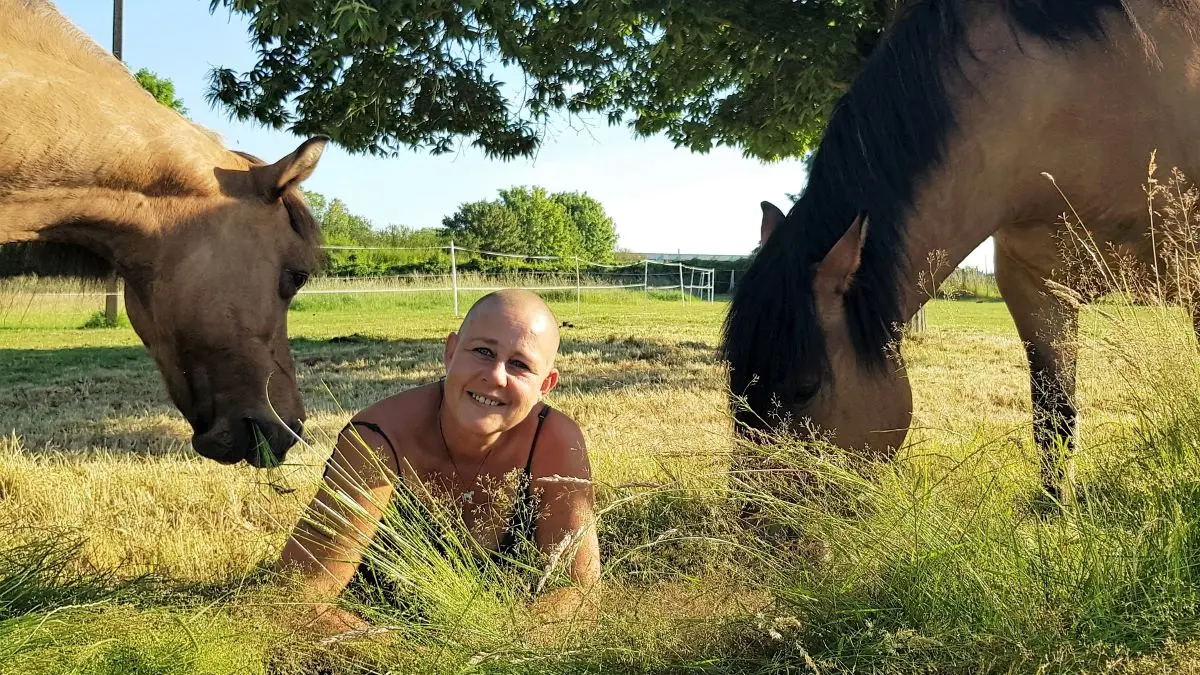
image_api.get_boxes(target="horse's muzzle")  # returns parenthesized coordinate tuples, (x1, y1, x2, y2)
(191, 414, 303, 467)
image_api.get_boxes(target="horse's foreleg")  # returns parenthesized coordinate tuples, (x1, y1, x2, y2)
(994, 237, 1080, 504)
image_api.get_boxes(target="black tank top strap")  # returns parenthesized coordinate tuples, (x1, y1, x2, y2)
(340, 420, 402, 474)
(497, 403, 553, 558)
(526, 403, 553, 474)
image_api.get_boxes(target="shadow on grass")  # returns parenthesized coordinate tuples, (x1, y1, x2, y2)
(1, 333, 722, 457)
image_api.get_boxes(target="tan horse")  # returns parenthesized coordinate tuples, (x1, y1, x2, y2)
(722, 0, 1200, 501)
(0, 0, 327, 466)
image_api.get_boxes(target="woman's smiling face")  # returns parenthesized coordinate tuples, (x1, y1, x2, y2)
(441, 293, 560, 437)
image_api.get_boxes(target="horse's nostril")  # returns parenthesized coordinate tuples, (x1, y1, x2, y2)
(287, 419, 304, 437)
(189, 415, 214, 436)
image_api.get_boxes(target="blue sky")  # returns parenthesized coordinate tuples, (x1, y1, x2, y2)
(53, 0, 992, 267)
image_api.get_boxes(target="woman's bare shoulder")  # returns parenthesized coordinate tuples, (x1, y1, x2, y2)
(532, 406, 590, 478)
(350, 381, 442, 431)
(334, 381, 442, 475)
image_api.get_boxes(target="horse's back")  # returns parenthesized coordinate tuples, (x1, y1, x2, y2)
(987, 1, 1200, 284)
(0, 0, 235, 196)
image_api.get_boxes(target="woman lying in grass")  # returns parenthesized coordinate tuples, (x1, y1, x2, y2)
(276, 289, 601, 634)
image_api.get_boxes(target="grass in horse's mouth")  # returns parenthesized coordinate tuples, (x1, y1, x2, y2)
(251, 424, 278, 470)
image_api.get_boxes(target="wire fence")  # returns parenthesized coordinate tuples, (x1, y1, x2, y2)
(312, 243, 717, 316)
(8, 242, 719, 321)
(2, 243, 936, 333)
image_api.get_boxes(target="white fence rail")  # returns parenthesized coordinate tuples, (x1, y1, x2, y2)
(17, 242, 718, 318)
(324, 242, 717, 316)
(3, 242, 937, 332)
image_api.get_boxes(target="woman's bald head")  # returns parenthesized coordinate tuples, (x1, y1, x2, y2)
(440, 289, 561, 436)
(458, 289, 561, 365)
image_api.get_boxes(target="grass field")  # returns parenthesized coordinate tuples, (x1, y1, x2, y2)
(3, 284, 1200, 674)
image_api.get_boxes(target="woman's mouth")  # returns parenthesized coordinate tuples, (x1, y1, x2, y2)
(467, 391, 504, 407)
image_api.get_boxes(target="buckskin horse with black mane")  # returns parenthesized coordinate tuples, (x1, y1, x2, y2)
(722, 0, 1200, 501)
(1, 0, 327, 467)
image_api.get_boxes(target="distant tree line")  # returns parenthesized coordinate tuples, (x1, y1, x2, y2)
(305, 186, 622, 276)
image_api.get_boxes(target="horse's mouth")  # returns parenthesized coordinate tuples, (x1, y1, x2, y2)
(245, 419, 283, 469)
(190, 419, 281, 466)
(187, 402, 302, 467)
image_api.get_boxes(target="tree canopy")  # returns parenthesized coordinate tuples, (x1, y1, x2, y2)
(206, 0, 892, 161)
(553, 191, 618, 262)
(442, 187, 618, 262)
(303, 190, 374, 245)
(300, 187, 618, 276)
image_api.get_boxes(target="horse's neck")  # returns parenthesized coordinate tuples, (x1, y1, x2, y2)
(0, 129, 226, 263)
(896, 145, 1013, 320)
(889, 15, 1072, 320)
(891, 0, 1194, 321)
(0, 188, 161, 264)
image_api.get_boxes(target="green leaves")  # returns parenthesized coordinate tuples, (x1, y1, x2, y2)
(299, 185, 616, 274)
(301, 189, 450, 276)
(442, 198, 524, 254)
(134, 68, 187, 116)
(207, 0, 889, 160)
(441, 186, 618, 262)
(302, 189, 375, 245)
(553, 191, 618, 263)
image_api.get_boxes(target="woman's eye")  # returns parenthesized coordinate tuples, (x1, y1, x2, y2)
(473, 347, 494, 358)
(510, 360, 529, 371)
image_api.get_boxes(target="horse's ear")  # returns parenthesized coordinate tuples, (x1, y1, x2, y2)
(760, 201, 786, 245)
(815, 214, 869, 296)
(251, 135, 328, 202)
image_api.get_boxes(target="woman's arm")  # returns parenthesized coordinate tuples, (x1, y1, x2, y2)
(531, 415, 601, 614)
(276, 422, 397, 609)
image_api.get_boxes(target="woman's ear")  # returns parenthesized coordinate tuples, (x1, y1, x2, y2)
(444, 332, 458, 369)
(540, 368, 560, 397)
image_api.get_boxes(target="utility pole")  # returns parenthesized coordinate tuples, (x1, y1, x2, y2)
(113, 0, 123, 60)
(104, 0, 123, 325)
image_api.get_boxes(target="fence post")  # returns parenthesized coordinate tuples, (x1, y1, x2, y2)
(907, 305, 927, 334)
(107, 1, 124, 327)
(104, 273, 119, 325)
(678, 263, 685, 302)
(643, 260, 649, 298)
(729, 269, 735, 295)
(574, 256, 581, 314)
(450, 241, 459, 317)
(709, 268, 715, 302)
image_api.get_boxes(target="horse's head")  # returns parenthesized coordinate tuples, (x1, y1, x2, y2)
(727, 201, 912, 458)
(120, 137, 327, 467)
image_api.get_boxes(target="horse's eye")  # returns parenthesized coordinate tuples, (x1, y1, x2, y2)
(282, 269, 310, 300)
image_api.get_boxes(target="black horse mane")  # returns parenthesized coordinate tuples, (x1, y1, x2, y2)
(720, 0, 1130, 430)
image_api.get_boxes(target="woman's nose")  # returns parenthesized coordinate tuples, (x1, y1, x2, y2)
(484, 360, 507, 387)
